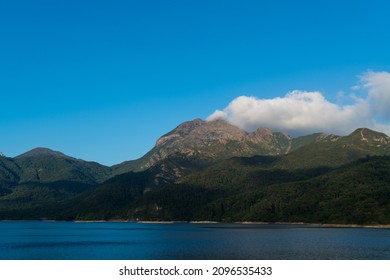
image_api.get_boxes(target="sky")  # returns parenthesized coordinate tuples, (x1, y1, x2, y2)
(1, 0, 390, 165)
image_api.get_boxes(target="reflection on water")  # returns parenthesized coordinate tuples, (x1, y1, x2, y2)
(0, 221, 389, 260)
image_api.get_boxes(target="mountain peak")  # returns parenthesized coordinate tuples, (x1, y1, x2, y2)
(347, 128, 390, 143)
(155, 118, 245, 148)
(350, 127, 387, 135)
(16, 147, 71, 159)
(125, 119, 295, 172)
(174, 118, 206, 137)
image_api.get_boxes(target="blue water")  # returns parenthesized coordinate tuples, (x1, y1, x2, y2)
(0, 221, 389, 259)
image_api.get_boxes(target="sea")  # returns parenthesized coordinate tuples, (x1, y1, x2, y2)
(0, 221, 389, 260)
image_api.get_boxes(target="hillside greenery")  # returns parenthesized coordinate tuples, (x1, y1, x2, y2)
(69, 155, 390, 225)
(1, 127, 390, 224)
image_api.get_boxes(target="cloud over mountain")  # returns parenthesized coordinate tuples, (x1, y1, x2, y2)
(207, 71, 390, 135)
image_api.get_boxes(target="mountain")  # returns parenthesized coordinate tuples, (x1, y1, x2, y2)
(16, 147, 70, 159)
(0, 147, 112, 188)
(68, 126, 390, 223)
(113, 119, 331, 175)
(2, 119, 390, 224)
(14, 147, 111, 185)
(277, 128, 390, 169)
(0, 148, 112, 218)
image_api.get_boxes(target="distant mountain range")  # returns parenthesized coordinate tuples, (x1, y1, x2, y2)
(1, 119, 390, 224)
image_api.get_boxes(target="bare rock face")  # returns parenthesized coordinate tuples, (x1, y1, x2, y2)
(155, 119, 206, 147)
(113, 118, 347, 176)
(134, 119, 294, 171)
(248, 128, 274, 142)
(247, 128, 292, 155)
(156, 119, 246, 147)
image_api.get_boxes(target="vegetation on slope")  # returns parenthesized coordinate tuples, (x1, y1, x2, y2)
(1, 126, 390, 224)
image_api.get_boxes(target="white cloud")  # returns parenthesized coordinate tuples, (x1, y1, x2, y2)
(207, 71, 390, 136)
(361, 71, 390, 119)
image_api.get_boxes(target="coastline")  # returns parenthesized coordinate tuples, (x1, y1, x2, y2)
(320, 223, 390, 229)
(2, 219, 390, 228)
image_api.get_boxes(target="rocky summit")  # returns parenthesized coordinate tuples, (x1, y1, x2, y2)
(113, 118, 337, 175)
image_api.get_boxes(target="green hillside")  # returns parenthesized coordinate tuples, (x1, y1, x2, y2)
(120, 156, 390, 224)
(0, 157, 20, 188)
(0, 148, 112, 219)
(1, 126, 390, 224)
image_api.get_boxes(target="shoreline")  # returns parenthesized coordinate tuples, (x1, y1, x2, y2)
(320, 223, 390, 229)
(1, 220, 390, 228)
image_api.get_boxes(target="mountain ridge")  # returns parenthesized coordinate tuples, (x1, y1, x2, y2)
(2, 119, 390, 223)
(16, 147, 71, 159)
(113, 119, 339, 175)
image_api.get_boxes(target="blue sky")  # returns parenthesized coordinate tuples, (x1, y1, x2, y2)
(1, 0, 390, 165)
